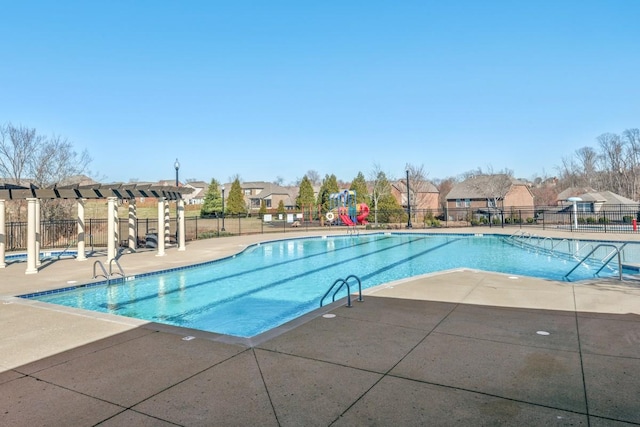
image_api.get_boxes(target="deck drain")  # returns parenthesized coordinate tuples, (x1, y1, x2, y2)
(508, 276, 519, 279)
(322, 314, 336, 319)
(182, 336, 196, 341)
(536, 331, 550, 336)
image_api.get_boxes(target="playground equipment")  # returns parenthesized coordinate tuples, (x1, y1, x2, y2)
(327, 190, 370, 226)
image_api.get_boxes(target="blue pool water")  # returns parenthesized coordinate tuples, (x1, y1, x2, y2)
(25, 233, 622, 338)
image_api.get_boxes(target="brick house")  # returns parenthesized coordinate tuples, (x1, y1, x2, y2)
(392, 179, 440, 211)
(229, 181, 297, 212)
(445, 174, 534, 220)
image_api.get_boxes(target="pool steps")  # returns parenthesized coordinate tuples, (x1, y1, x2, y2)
(505, 230, 639, 281)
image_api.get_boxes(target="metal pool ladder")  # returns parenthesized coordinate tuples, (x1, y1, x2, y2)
(320, 274, 363, 307)
(92, 258, 126, 281)
(564, 243, 625, 281)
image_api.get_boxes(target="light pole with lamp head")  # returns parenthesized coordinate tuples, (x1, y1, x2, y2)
(406, 169, 412, 228)
(567, 197, 582, 231)
(174, 159, 180, 243)
(221, 185, 226, 232)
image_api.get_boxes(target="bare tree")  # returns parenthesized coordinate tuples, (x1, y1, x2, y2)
(369, 163, 393, 226)
(305, 170, 321, 186)
(622, 128, 640, 200)
(0, 123, 92, 220)
(433, 176, 457, 210)
(0, 123, 46, 186)
(404, 163, 431, 213)
(574, 146, 599, 188)
(598, 133, 625, 194)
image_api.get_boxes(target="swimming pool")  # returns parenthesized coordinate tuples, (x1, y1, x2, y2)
(23, 233, 630, 338)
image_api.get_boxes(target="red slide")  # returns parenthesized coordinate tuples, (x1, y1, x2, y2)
(356, 204, 370, 224)
(339, 214, 355, 226)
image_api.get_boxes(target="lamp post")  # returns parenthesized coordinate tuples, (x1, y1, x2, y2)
(174, 159, 180, 243)
(221, 186, 226, 232)
(567, 197, 582, 231)
(406, 169, 412, 228)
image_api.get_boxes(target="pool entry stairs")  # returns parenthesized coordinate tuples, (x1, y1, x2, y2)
(320, 275, 363, 307)
(504, 230, 640, 281)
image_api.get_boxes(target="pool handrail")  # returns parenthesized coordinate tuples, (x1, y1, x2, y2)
(109, 258, 125, 278)
(92, 260, 109, 280)
(320, 274, 363, 307)
(564, 243, 625, 281)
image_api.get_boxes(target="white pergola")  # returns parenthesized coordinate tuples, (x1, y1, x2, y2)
(0, 183, 191, 274)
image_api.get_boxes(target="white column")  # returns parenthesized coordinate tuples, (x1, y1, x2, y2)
(107, 197, 117, 262)
(164, 202, 170, 245)
(77, 198, 87, 261)
(178, 198, 186, 251)
(156, 197, 166, 256)
(0, 199, 5, 268)
(128, 199, 137, 251)
(25, 198, 38, 274)
(35, 198, 41, 266)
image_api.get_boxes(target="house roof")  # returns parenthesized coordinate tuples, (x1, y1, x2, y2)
(446, 174, 526, 200)
(393, 179, 438, 193)
(567, 190, 638, 205)
(252, 183, 293, 198)
(556, 186, 597, 201)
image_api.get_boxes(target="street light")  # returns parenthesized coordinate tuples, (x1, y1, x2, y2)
(174, 159, 180, 243)
(221, 185, 226, 232)
(567, 197, 582, 231)
(406, 169, 412, 228)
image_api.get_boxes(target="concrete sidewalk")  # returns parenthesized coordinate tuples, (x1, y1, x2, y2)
(1, 230, 640, 425)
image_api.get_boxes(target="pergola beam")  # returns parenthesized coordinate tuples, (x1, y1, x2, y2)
(0, 181, 193, 274)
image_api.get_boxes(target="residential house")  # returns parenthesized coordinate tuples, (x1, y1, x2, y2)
(227, 181, 297, 213)
(182, 181, 208, 205)
(445, 174, 534, 220)
(392, 179, 440, 211)
(557, 187, 639, 214)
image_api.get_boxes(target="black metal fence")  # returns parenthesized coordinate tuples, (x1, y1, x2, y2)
(3, 205, 640, 252)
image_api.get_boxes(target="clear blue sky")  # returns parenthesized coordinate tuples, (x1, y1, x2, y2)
(2, 1, 639, 185)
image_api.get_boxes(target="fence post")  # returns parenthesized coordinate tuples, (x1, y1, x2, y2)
(519, 210, 522, 229)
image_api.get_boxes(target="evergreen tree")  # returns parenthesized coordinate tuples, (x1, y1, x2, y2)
(316, 174, 339, 213)
(258, 199, 267, 217)
(377, 192, 407, 223)
(276, 200, 286, 214)
(349, 171, 369, 204)
(200, 178, 222, 217)
(226, 178, 247, 215)
(296, 175, 316, 208)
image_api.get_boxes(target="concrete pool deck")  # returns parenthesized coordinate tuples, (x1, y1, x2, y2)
(1, 228, 640, 425)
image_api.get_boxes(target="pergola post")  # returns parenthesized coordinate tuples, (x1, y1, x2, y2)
(128, 199, 137, 251)
(107, 197, 118, 262)
(164, 202, 170, 246)
(77, 198, 87, 261)
(25, 198, 38, 274)
(0, 199, 5, 268)
(178, 198, 185, 251)
(156, 197, 166, 256)
(35, 198, 41, 266)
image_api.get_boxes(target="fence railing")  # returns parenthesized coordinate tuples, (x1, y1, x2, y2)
(3, 205, 640, 251)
